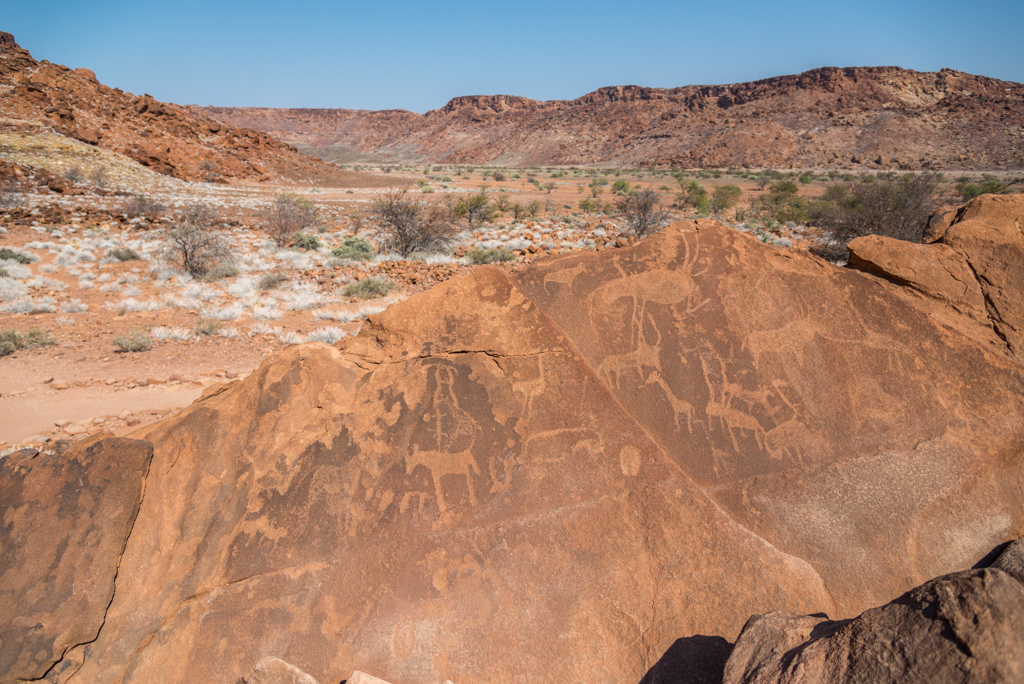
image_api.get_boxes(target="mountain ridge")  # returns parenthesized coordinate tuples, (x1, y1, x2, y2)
(200, 66, 1024, 169)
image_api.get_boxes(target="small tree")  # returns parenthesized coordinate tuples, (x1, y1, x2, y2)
(265, 193, 318, 247)
(372, 190, 456, 257)
(163, 221, 230, 276)
(617, 190, 669, 238)
(710, 185, 743, 215)
(809, 172, 944, 245)
(451, 192, 497, 229)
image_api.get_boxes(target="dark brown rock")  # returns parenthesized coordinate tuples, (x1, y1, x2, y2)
(0, 437, 152, 682)
(721, 567, 1024, 684)
(991, 537, 1024, 584)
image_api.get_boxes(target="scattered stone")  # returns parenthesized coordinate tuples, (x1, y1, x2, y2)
(50, 381, 70, 390)
(63, 425, 86, 435)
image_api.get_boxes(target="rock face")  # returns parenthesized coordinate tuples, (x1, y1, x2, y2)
(849, 194, 1024, 360)
(0, 438, 152, 683)
(2, 200, 1023, 683)
(721, 546, 1024, 684)
(202, 67, 1024, 169)
(0, 36, 394, 186)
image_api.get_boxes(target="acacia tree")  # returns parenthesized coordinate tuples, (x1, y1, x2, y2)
(710, 185, 743, 215)
(372, 190, 456, 257)
(451, 192, 497, 229)
(617, 190, 670, 238)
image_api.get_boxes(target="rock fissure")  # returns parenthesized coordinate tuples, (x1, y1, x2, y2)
(37, 440, 155, 684)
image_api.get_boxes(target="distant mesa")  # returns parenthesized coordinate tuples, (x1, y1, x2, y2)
(202, 66, 1024, 169)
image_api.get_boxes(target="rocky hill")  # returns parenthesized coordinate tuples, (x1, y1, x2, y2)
(2, 194, 1022, 684)
(203, 67, 1024, 170)
(0, 32, 389, 186)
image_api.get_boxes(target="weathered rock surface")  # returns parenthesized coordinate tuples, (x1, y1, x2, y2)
(849, 194, 1024, 361)
(202, 67, 1024, 169)
(990, 537, 1024, 585)
(2, 200, 1023, 684)
(0, 438, 152, 683)
(721, 562, 1024, 684)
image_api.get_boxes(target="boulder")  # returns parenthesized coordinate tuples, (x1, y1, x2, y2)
(721, 565, 1024, 684)
(3, 215, 1022, 684)
(991, 537, 1024, 584)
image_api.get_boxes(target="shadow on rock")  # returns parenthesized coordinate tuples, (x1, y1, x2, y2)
(639, 635, 734, 684)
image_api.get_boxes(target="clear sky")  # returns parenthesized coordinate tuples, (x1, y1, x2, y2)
(4, 0, 1023, 113)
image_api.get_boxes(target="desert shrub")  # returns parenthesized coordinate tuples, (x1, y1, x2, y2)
(0, 269, 8, 279)
(194, 319, 221, 336)
(331, 238, 374, 261)
(612, 179, 632, 196)
(449, 192, 497, 230)
(0, 248, 33, 265)
(123, 195, 166, 221)
(204, 262, 239, 282)
(0, 181, 22, 208)
(492, 170, 506, 182)
(107, 247, 141, 262)
(809, 172, 943, 244)
(749, 181, 808, 224)
(617, 190, 670, 237)
(258, 272, 289, 290)
(112, 329, 151, 353)
(372, 190, 456, 256)
(466, 248, 516, 264)
(293, 232, 321, 250)
(89, 166, 110, 188)
(958, 177, 1020, 202)
(163, 222, 230, 276)
(0, 328, 55, 357)
(64, 166, 85, 183)
(265, 194, 318, 246)
(345, 277, 396, 299)
(675, 181, 708, 210)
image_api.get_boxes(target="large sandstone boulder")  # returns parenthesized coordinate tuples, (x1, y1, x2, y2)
(2, 211, 1022, 684)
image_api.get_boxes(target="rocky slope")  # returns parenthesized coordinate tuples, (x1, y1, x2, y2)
(2, 195, 1023, 684)
(202, 66, 1024, 170)
(0, 32, 389, 186)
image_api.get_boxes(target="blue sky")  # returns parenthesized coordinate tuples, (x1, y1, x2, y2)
(5, 0, 1023, 112)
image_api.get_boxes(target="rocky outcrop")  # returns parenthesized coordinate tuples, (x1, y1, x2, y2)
(721, 541, 1024, 684)
(202, 67, 1024, 169)
(1, 201, 1022, 683)
(0, 36, 395, 186)
(849, 193, 1024, 361)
